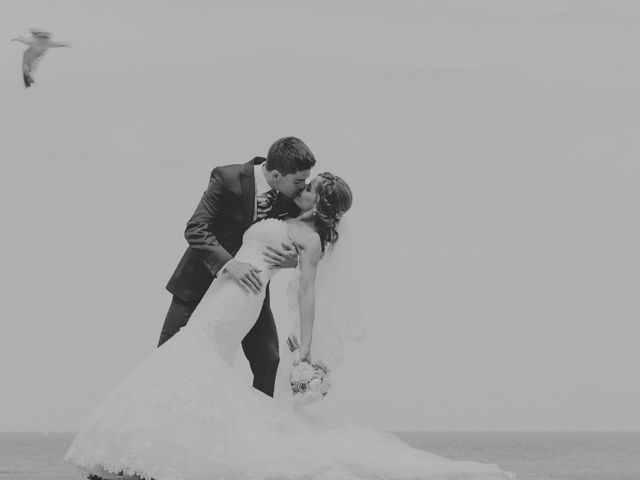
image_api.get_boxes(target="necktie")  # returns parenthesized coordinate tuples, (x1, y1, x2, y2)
(256, 189, 278, 220)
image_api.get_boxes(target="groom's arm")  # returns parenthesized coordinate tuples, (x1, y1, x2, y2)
(184, 167, 234, 275)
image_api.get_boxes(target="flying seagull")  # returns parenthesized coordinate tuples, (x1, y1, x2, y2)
(11, 28, 70, 88)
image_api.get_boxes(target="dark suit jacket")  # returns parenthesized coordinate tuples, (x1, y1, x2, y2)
(166, 157, 300, 302)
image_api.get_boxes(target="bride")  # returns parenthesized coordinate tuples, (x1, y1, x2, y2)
(65, 173, 515, 480)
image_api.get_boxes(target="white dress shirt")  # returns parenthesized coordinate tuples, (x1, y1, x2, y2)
(253, 163, 275, 221)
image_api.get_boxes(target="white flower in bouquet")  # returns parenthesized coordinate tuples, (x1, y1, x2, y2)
(290, 361, 315, 383)
(309, 378, 322, 391)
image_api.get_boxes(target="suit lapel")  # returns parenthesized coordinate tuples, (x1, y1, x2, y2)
(239, 161, 256, 228)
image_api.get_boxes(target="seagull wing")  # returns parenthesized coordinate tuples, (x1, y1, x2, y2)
(22, 47, 47, 88)
(29, 28, 52, 39)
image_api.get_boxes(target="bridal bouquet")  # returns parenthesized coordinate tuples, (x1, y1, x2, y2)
(287, 335, 332, 405)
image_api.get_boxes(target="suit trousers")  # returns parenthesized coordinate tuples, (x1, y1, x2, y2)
(157, 286, 280, 397)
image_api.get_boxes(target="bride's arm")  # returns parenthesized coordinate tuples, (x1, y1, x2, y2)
(297, 233, 322, 363)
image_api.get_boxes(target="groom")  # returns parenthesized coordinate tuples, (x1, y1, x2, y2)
(158, 136, 316, 397)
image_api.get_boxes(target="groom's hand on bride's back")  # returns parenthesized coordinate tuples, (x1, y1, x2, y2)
(264, 242, 299, 269)
(225, 260, 263, 293)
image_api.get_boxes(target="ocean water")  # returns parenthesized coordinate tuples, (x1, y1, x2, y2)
(0, 431, 638, 480)
(396, 432, 640, 480)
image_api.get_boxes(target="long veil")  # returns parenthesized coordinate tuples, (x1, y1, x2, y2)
(282, 218, 366, 371)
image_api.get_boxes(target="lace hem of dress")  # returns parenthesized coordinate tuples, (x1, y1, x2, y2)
(66, 457, 390, 480)
(66, 455, 516, 480)
(66, 450, 364, 480)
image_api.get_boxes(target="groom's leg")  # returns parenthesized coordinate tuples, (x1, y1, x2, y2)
(157, 295, 200, 347)
(241, 286, 280, 397)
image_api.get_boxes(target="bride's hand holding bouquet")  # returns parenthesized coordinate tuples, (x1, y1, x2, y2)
(287, 335, 332, 405)
(288, 334, 311, 365)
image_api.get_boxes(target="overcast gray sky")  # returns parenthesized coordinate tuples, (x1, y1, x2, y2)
(1, 1, 639, 432)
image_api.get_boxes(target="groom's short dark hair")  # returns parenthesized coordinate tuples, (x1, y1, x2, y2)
(266, 137, 316, 175)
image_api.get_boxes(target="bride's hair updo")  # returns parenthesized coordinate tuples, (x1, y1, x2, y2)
(314, 172, 353, 250)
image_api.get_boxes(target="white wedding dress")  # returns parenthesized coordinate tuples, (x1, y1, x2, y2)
(65, 219, 515, 480)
